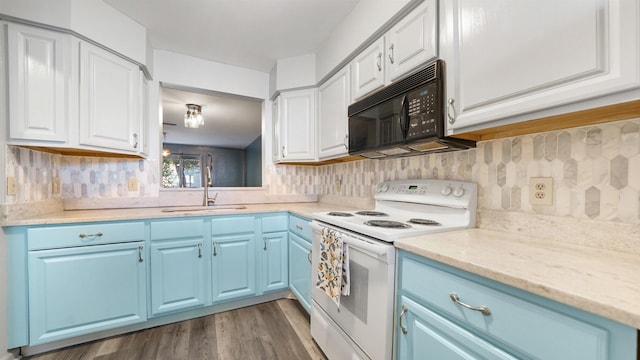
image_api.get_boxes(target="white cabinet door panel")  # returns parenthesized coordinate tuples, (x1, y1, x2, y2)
(444, 0, 640, 133)
(280, 89, 316, 161)
(351, 38, 385, 101)
(385, 0, 438, 82)
(318, 67, 350, 160)
(7, 23, 69, 142)
(80, 42, 141, 153)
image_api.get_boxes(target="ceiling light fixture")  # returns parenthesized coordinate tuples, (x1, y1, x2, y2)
(184, 103, 204, 128)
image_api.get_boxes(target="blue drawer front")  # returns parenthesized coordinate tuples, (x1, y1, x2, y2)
(150, 219, 204, 240)
(289, 214, 311, 240)
(262, 212, 289, 232)
(211, 215, 257, 235)
(27, 221, 145, 250)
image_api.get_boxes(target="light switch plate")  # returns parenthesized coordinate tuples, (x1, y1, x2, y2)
(52, 177, 61, 195)
(7, 176, 16, 196)
(128, 178, 138, 191)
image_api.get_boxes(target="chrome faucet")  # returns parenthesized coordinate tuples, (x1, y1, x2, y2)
(203, 154, 218, 206)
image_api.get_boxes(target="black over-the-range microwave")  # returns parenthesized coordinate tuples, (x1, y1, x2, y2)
(348, 59, 476, 159)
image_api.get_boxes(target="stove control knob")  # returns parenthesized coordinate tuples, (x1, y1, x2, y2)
(441, 185, 453, 196)
(453, 186, 465, 197)
(377, 183, 390, 193)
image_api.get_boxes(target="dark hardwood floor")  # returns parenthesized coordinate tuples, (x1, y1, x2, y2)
(24, 299, 327, 360)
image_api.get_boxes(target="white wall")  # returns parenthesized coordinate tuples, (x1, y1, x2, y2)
(154, 50, 270, 101)
(315, 0, 413, 80)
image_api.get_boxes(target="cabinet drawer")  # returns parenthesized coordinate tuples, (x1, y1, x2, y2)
(27, 222, 145, 250)
(262, 213, 288, 233)
(211, 215, 257, 236)
(289, 215, 311, 240)
(399, 252, 635, 360)
(151, 219, 204, 241)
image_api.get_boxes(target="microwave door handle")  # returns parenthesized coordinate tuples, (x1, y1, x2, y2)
(400, 95, 409, 138)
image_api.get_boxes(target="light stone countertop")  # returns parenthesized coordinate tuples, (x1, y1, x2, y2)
(1, 202, 359, 226)
(395, 228, 640, 329)
(5, 204, 640, 330)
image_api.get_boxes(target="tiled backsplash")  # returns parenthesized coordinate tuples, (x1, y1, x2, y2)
(6, 118, 640, 225)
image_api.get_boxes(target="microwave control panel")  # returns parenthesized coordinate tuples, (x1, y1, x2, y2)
(406, 82, 439, 139)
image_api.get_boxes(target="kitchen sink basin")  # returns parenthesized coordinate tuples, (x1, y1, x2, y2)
(161, 205, 247, 213)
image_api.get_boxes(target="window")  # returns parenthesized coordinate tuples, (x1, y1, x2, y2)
(162, 154, 202, 188)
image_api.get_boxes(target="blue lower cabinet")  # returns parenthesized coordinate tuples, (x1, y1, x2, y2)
(396, 251, 637, 360)
(28, 242, 147, 345)
(150, 219, 208, 315)
(288, 232, 311, 312)
(260, 231, 289, 293)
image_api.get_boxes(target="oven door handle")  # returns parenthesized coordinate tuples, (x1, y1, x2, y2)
(342, 236, 388, 257)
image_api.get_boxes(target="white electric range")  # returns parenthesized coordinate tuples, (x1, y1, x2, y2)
(310, 179, 478, 360)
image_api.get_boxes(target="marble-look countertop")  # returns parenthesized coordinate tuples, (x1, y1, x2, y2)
(1, 202, 359, 226)
(395, 228, 640, 329)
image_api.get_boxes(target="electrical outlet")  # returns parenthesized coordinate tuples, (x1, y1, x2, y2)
(128, 178, 138, 192)
(529, 177, 553, 206)
(52, 177, 61, 195)
(7, 176, 16, 196)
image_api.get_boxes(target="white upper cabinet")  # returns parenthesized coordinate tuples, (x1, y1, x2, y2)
(351, 38, 386, 100)
(277, 89, 317, 162)
(442, 0, 640, 134)
(7, 23, 71, 143)
(384, 0, 438, 82)
(318, 66, 351, 160)
(79, 42, 142, 154)
(351, 0, 438, 101)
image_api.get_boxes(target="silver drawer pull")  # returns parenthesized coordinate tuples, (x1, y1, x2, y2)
(296, 225, 304, 231)
(79, 232, 103, 238)
(449, 293, 491, 316)
(399, 305, 408, 334)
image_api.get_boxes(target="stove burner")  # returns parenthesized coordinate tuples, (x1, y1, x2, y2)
(326, 212, 354, 217)
(356, 211, 388, 217)
(408, 218, 441, 226)
(364, 220, 411, 229)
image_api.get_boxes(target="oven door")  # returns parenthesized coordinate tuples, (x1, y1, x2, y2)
(310, 221, 396, 360)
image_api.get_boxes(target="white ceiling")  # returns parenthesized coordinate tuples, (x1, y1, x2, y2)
(104, 0, 360, 73)
(105, 0, 361, 149)
(161, 86, 262, 148)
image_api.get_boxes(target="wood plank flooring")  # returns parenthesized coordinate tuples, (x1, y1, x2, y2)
(24, 299, 327, 360)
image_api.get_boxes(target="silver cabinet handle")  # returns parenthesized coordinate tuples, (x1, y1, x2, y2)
(388, 44, 395, 64)
(138, 245, 144, 263)
(79, 232, 103, 238)
(399, 304, 408, 334)
(376, 53, 382, 71)
(197, 243, 203, 258)
(263, 236, 267, 251)
(213, 241, 217, 256)
(307, 250, 312, 264)
(132, 133, 139, 149)
(281, 146, 286, 158)
(296, 225, 304, 231)
(449, 293, 491, 316)
(447, 98, 456, 124)
(343, 134, 348, 150)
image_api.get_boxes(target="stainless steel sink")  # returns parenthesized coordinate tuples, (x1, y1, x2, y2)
(161, 205, 247, 213)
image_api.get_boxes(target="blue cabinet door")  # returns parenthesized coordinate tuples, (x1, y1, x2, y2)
(211, 233, 256, 303)
(260, 231, 289, 293)
(288, 232, 311, 312)
(150, 239, 207, 315)
(397, 296, 517, 360)
(28, 242, 147, 345)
